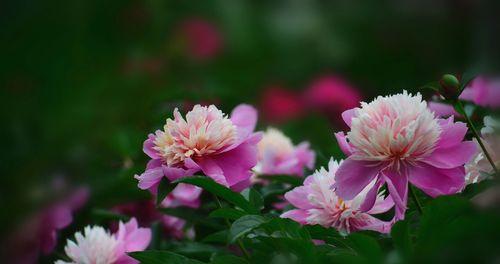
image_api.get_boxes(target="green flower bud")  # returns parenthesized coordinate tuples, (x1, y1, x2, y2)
(439, 74, 461, 100)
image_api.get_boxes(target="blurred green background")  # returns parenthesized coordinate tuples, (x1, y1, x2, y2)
(1, 0, 499, 244)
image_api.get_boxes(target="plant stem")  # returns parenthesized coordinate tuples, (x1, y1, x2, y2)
(213, 195, 251, 259)
(455, 100, 498, 175)
(409, 185, 423, 215)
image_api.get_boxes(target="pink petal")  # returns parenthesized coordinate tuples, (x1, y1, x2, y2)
(437, 118, 469, 148)
(355, 214, 392, 233)
(171, 183, 202, 203)
(423, 141, 477, 169)
(195, 158, 229, 187)
(359, 177, 383, 212)
(50, 206, 73, 229)
(230, 104, 258, 140)
(280, 209, 308, 225)
(163, 166, 194, 181)
(408, 163, 465, 198)
(295, 142, 316, 170)
(146, 159, 162, 170)
(334, 132, 353, 156)
(383, 170, 408, 220)
(284, 186, 314, 209)
(143, 133, 160, 159)
(427, 102, 459, 118)
(341, 108, 357, 127)
(135, 167, 164, 190)
(367, 196, 394, 215)
(334, 158, 381, 200)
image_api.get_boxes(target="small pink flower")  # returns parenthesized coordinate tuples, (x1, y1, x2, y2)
(254, 127, 314, 177)
(260, 86, 304, 123)
(304, 76, 362, 124)
(281, 159, 393, 235)
(180, 18, 222, 60)
(334, 91, 476, 220)
(55, 218, 151, 264)
(460, 76, 500, 108)
(136, 104, 261, 191)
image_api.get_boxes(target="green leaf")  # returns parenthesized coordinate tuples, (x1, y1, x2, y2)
(260, 218, 311, 240)
(175, 176, 258, 213)
(241, 188, 263, 211)
(157, 178, 176, 206)
(159, 207, 224, 229)
(347, 233, 383, 262)
(391, 220, 413, 261)
(258, 175, 303, 186)
(229, 215, 267, 243)
(202, 230, 228, 244)
(209, 208, 246, 220)
(460, 70, 477, 90)
(210, 255, 249, 264)
(129, 250, 205, 264)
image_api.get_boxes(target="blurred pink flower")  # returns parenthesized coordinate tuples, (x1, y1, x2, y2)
(180, 18, 222, 60)
(460, 77, 500, 108)
(55, 218, 151, 264)
(334, 91, 476, 220)
(136, 104, 261, 191)
(281, 159, 393, 235)
(5, 187, 89, 264)
(254, 127, 314, 177)
(260, 86, 304, 123)
(304, 76, 362, 124)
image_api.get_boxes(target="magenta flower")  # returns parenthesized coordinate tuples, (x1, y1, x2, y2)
(180, 18, 222, 60)
(281, 159, 393, 235)
(427, 101, 460, 117)
(136, 104, 261, 191)
(334, 91, 476, 220)
(459, 77, 500, 108)
(254, 127, 315, 177)
(260, 86, 304, 124)
(304, 76, 362, 124)
(55, 218, 151, 264)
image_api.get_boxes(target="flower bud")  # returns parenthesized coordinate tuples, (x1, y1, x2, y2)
(439, 74, 461, 100)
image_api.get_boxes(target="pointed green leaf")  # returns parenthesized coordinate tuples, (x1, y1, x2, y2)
(129, 250, 205, 264)
(229, 215, 267, 243)
(209, 208, 246, 220)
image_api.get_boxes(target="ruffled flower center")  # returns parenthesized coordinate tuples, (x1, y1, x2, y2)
(347, 91, 441, 169)
(64, 226, 119, 264)
(257, 127, 295, 160)
(153, 105, 237, 166)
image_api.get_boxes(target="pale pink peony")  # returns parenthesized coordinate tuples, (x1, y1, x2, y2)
(180, 18, 222, 60)
(334, 91, 476, 220)
(465, 116, 500, 184)
(136, 104, 261, 191)
(460, 77, 500, 108)
(55, 218, 151, 264)
(281, 159, 393, 235)
(254, 127, 315, 177)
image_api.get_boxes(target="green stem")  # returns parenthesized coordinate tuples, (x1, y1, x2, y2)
(409, 185, 423, 215)
(213, 195, 251, 259)
(455, 100, 498, 175)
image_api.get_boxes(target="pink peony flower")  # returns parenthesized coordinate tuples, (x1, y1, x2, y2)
(281, 159, 393, 235)
(180, 18, 222, 60)
(304, 76, 362, 124)
(260, 86, 304, 123)
(254, 127, 315, 177)
(135, 104, 262, 192)
(334, 91, 476, 220)
(465, 116, 500, 184)
(55, 218, 151, 264)
(460, 76, 500, 108)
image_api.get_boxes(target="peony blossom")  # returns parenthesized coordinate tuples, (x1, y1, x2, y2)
(281, 159, 393, 235)
(465, 116, 500, 184)
(253, 127, 315, 178)
(459, 76, 500, 108)
(334, 91, 476, 220)
(113, 183, 201, 240)
(303, 76, 362, 125)
(427, 101, 460, 117)
(180, 18, 222, 60)
(55, 218, 151, 264)
(135, 104, 262, 192)
(260, 86, 304, 123)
